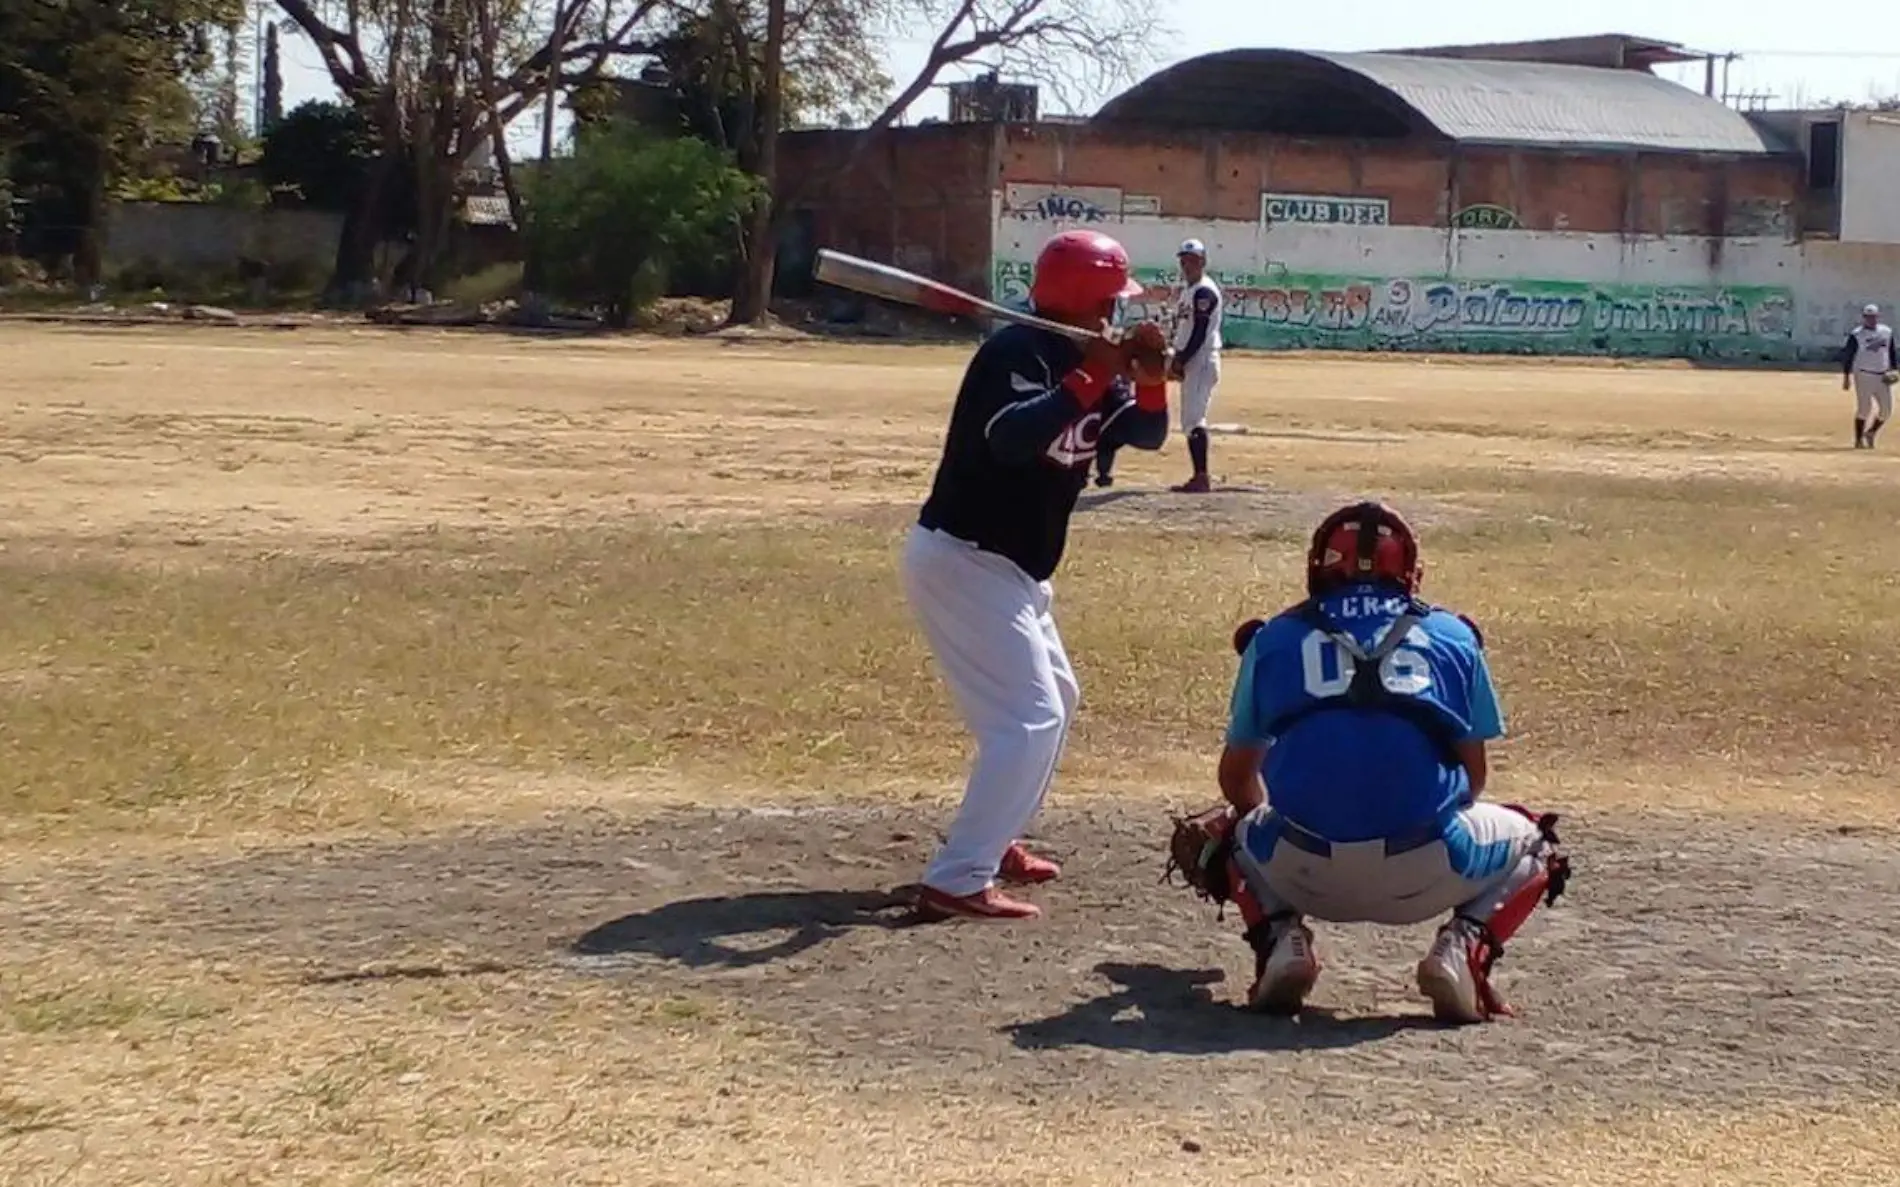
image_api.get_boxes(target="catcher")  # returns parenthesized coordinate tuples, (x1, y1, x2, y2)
(1166, 501, 1570, 1023)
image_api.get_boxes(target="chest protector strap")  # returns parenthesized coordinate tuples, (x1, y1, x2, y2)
(1266, 598, 1465, 767)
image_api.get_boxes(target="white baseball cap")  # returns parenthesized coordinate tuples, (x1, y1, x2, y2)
(1178, 238, 1207, 257)
(1865, 303, 1882, 315)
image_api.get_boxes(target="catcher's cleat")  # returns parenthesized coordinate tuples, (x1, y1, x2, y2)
(1171, 473, 1212, 494)
(1417, 918, 1507, 1024)
(915, 884, 1041, 921)
(999, 842, 1061, 885)
(1246, 919, 1321, 1015)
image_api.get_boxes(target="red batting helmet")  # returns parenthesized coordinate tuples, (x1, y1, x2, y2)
(1029, 230, 1142, 318)
(1306, 501, 1422, 597)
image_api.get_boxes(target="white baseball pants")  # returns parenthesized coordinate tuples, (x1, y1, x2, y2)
(900, 524, 1078, 897)
(1854, 372, 1893, 422)
(1178, 354, 1221, 432)
(1232, 801, 1547, 928)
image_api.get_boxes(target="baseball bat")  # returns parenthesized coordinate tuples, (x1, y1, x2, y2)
(811, 248, 1120, 344)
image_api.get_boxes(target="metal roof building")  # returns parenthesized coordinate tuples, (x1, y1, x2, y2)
(1092, 49, 1787, 156)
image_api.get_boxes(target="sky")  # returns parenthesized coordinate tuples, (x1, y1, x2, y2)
(261, 0, 1900, 155)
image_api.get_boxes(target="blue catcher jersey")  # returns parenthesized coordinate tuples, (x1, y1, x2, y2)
(1225, 583, 1504, 843)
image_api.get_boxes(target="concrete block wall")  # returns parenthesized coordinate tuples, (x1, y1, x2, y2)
(104, 202, 343, 275)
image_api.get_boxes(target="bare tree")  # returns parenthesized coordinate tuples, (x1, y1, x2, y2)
(727, 0, 1157, 324)
(271, 0, 666, 300)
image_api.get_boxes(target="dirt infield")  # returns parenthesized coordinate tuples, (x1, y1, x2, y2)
(4, 324, 1899, 1185)
(9, 800, 1894, 1124)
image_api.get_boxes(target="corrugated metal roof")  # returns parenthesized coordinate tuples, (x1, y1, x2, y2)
(1315, 51, 1779, 153)
(1093, 49, 1785, 155)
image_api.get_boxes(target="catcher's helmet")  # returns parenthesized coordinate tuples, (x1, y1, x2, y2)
(1030, 230, 1142, 318)
(1306, 501, 1422, 597)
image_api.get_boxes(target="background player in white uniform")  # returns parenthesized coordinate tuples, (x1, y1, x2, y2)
(1169, 239, 1223, 493)
(1842, 303, 1900, 449)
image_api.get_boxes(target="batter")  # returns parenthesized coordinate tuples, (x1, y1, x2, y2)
(903, 229, 1172, 921)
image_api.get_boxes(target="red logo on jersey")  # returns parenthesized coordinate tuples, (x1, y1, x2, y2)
(1046, 411, 1105, 468)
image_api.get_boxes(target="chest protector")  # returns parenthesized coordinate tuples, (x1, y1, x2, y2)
(1264, 597, 1467, 768)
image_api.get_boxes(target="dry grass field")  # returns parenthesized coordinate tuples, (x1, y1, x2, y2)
(4, 321, 1900, 1186)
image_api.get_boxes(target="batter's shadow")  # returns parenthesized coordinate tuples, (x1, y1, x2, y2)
(1004, 961, 1449, 1054)
(569, 887, 918, 970)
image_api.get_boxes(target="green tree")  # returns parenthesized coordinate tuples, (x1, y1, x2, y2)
(260, 100, 377, 211)
(0, 0, 242, 281)
(521, 121, 762, 327)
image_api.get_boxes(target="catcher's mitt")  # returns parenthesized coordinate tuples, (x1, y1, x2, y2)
(1883, 370, 1899, 387)
(1162, 802, 1239, 902)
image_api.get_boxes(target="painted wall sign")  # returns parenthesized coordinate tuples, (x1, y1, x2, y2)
(1001, 183, 1121, 223)
(1260, 193, 1391, 227)
(993, 258, 1797, 359)
(1452, 204, 1523, 230)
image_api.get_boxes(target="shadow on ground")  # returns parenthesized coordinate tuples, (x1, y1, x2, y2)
(12, 801, 1900, 1126)
(571, 887, 918, 969)
(1004, 961, 1447, 1054)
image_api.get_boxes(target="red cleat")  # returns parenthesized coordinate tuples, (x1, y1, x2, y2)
(1171, 473, 1212, 493)
(915, 885, 1042, 921)
(999, 842, 1061, 884)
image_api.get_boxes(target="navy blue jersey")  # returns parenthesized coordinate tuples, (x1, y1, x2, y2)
(918, 323, 1168, 580)
(1226, 584, 1504, 843)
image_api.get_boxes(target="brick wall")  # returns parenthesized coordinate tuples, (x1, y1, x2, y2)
(998, 124, 1804, 237)
(776, 121, 1807, 302)
(777, 124, 997, 295)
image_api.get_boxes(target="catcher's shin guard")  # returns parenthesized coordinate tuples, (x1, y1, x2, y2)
(1475, 806, 1571, 937)
(1227, 853, 1267, 931)
(1435, 807, 1572, 1021)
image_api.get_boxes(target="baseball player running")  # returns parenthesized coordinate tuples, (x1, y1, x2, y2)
(1169, 238, 1223, 493)
(903, 229, 1172, 921)
(1842, 303, 1900, 449)
(1164, 502, 1570, 1022)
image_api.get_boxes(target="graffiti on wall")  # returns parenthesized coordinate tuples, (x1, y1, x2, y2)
(992, 259, 1797, 357)
(1452, 204, 1522, 230)
(1002, 183, 1123, 223)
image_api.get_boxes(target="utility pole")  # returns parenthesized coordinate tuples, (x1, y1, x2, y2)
(540, 0, 567, 173)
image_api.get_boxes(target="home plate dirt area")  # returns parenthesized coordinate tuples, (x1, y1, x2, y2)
(23, 802, 1895, 1123)
(5, 325, 1900, 1185)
